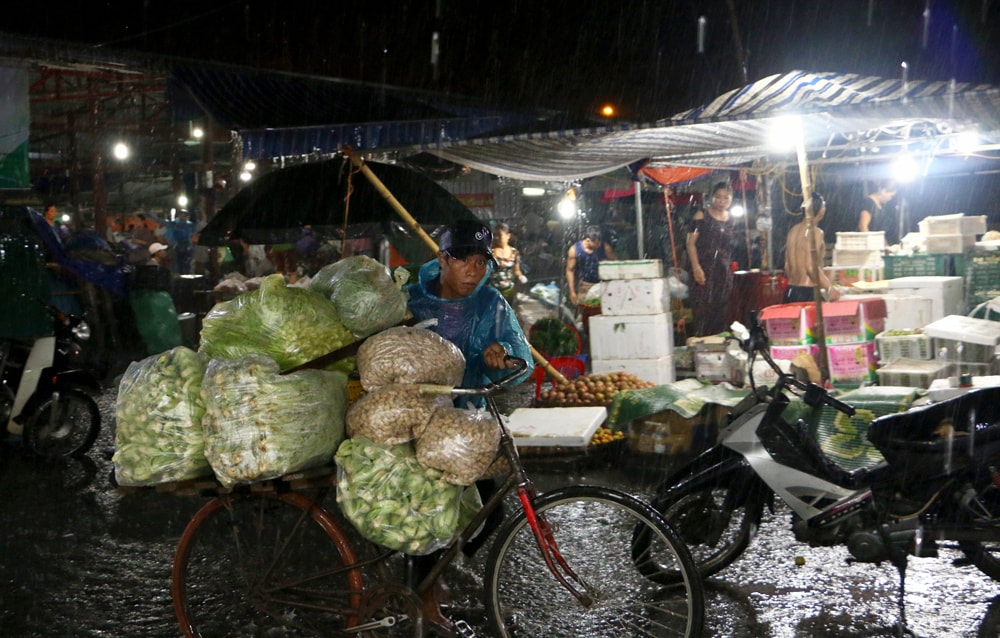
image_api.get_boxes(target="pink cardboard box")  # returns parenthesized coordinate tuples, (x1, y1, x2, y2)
(759, 303, 817, 345)
(769, 344, 821, 362)
(822, 297, 887, 344)
(827, 341, 878, 386)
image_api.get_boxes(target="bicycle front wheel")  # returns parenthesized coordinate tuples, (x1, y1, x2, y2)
(485, 485, 704, 638)
(24, 388, 100, 458)
(172, 491, 364, 637)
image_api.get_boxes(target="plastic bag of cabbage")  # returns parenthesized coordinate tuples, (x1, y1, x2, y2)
(113, 346, 210, 486)
(335, 436, 481, 555)
(309, 255, 410, 338)
(201, 354, 348, 487)
(199, 273, 355, 371)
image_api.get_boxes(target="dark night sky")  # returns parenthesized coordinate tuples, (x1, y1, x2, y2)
(2, 1, 999, 119)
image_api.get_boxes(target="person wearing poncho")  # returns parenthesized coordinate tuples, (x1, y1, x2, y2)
(404, 219, 534, 633)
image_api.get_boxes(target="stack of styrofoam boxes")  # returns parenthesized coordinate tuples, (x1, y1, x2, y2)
(830, 231, 885, 286)
(917, 213, 988, 255)
(589, 259, 674, 385)
(822, 297, 887, 387)
(873, 313, 1000, 389)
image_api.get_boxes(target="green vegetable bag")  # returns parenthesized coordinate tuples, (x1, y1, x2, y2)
(202, 354, 348, 487)
(199, 274, 355, 370)
(335, 436, 481, 555)
(310, 255, 410, 338)
(130, 289, 184, 355)
(113, 346, 210, 486)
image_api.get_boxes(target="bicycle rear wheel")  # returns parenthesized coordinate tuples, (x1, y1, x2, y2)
(172, 491, 364, 637)
(485, 485, 704, 638)
(24, 388, 100, 458)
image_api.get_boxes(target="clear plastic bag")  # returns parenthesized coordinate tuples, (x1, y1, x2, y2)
(345, 384, 453, 445)
(113, 346, 210, 486)
(310, 255, 410, 338)
(356, 326, 465, 390)
(415, 406, 500, 486)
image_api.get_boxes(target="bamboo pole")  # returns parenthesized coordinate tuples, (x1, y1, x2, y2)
(795, 132, 830, 383)
(346, 150, 569, 385)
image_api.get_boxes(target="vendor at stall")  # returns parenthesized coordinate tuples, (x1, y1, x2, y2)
(784, 192, 841, 303)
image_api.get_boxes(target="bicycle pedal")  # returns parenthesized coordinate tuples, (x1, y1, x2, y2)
(453, 619, 477, 638)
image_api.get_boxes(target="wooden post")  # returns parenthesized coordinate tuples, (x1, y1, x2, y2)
(795, 132, 829, 383)
(345, 150, 568, 385)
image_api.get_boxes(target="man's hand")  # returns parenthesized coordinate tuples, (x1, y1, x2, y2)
(692, 266, 706, 285)
(484, 343, 514, 369)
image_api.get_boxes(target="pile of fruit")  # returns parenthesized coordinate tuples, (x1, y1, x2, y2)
(589, 427, 624, 446)
(538, 371, 655, 406)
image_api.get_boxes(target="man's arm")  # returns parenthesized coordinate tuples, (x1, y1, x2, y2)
(565, 245, 578, 303)
(858, 207, 872, 232)
(604, 243, 618, 261)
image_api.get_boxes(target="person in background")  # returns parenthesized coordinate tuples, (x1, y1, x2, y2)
(686, 181, 735, 336)
(784, 192, 841, 303)
(405, 219, 533, 633)
(158, 210, 196, 274)
(857, 179, 899, 246)
(147, 242, 171, 268)
(487, 222, 527, 304)
(43, 204, 71, 244)
(566, 225, 617, 305)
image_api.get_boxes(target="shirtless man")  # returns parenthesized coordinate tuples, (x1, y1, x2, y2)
(784, 192, 841, 303)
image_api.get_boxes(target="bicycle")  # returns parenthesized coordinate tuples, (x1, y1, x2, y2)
(168, 357, 704, 637)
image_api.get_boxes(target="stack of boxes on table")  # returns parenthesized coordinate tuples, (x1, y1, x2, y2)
(587, 259, 675, 385)
(758, 213, 999, 391)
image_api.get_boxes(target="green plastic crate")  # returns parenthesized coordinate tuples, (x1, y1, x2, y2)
(883, 253, 954, 278)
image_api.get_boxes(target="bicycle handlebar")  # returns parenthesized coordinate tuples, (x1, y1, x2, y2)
(419, 356, 529, 399)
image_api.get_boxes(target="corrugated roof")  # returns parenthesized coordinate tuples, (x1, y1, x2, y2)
(419, 70, 1000, 181)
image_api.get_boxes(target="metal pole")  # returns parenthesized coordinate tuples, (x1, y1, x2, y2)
(634, 179, 645, 258)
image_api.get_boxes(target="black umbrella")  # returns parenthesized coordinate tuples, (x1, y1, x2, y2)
(198, 156, 480, 264)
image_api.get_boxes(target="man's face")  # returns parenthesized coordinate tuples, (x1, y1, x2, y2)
(439, 251, 489, 298)
(582, 236, 599, 251)
(878, 188, 897, 204)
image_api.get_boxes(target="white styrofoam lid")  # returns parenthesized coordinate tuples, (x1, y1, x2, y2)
(922, 314, 1000, 346)
(506, 406, 607, 447)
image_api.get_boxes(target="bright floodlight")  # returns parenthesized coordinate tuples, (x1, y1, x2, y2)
(557, 197, 577, 219)
(113, 142, 129, 161)
(177, 194, 189, 208)
(768, 115, 803, 152)
(522, 187, 545, 197)
(192, 127, 204, 139)
(244, 160, 256, 172)
(730, 204, 746, 218)
(892, 154, 918, 183)
(952, 130, 979, 155)
(240, 170, 253, 182)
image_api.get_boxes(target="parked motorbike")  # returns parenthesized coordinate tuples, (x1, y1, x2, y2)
(1, 300, 102, 458)
(636, 312, 1000, 632)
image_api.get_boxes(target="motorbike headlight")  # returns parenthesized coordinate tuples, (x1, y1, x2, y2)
(72, 321, 92, 342)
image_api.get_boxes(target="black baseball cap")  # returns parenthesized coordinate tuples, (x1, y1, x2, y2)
(440, 220, 498, 266)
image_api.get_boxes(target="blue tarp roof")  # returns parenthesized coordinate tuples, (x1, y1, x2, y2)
(169, 64, 560, 160)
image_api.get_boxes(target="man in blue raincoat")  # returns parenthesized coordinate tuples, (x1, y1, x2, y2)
(405, 219, 533, 633)
(407, 219, 533, 396)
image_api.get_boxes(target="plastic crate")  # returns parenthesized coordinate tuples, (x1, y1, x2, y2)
(925, 234, 977, 254)
(835, 231, 885, 250)
(876, 358, 954, 388)
(874, 331, 933, 364)
(918, 214, 987, 236)
(882, 253, 954, 278)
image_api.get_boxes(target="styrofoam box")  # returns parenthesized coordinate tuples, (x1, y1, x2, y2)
(928, 374, 1000, 402)
(918, 214, 987, 236)
(835, 231, 886, 250)
(601, 278, 669, 316)
(598, 259, 663, 281)
(885, 276, 965, 322)
(693, 350, 744, 384)
(589, 312, 673, 360)
(874, 331, 933, 364)
(881, 294, 935, 331)
(876, 357, 954, 388)
(506, 406, 607, 447)
(591, 355, 675, 385)
(924, 233, 978, 254)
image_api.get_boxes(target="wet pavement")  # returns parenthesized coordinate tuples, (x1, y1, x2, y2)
(3, 381, 1000, 637)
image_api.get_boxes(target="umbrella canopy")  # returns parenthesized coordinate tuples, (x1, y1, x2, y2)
(198, 157, 480, 264)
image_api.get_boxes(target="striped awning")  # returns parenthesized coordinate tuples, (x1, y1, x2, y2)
(421, 70, 1000, 181)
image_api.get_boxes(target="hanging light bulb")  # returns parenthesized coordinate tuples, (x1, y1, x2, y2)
(557, 188, 578, 220)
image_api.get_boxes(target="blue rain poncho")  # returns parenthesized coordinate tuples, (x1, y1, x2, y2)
(406, 259, 533, 401)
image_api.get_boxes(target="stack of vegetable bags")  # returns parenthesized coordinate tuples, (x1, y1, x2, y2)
(202, 355, 347, 487)
(336, 326, 500, 554)
(310, 255, 410, 338)
(199, 273, 355, 372)
(113, 346, 210, 486)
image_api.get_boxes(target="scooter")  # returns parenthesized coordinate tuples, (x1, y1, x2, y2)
(637, 312, 1000, 634)
(1, 300, 102, 458)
